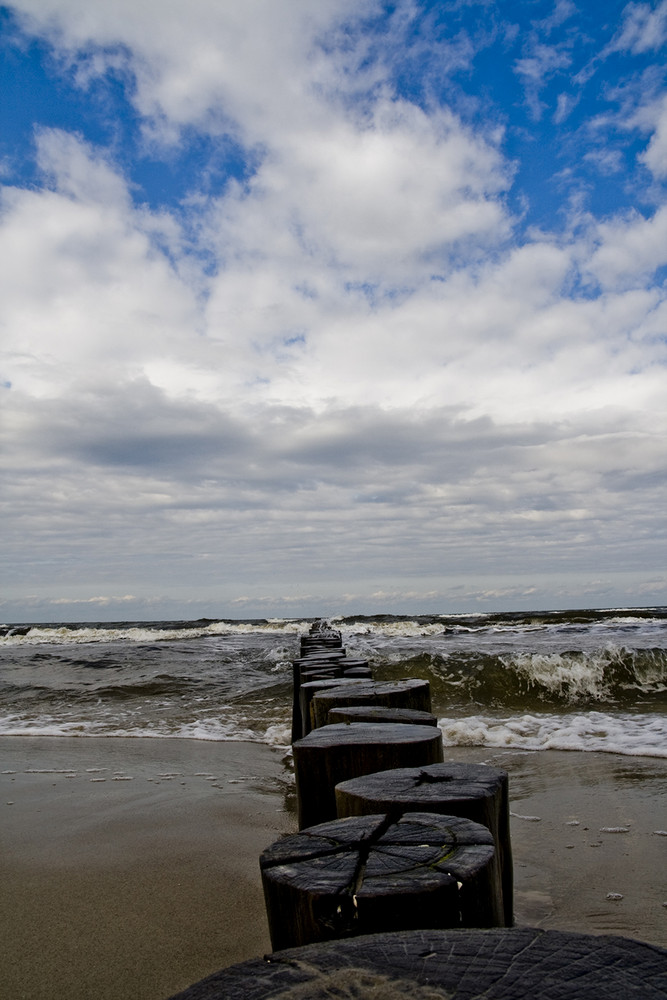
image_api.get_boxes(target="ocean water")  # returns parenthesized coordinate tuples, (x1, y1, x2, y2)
(1, 607, 666, 757)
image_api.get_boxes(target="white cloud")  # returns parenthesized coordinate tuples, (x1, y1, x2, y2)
(639, 94, 667, 179)
(586, 204, 667, 289)
(11, 0, 379, 143)
(610, 0, 667, 55)
(0, 129, 202, 398)
(514, 39, 572, 120)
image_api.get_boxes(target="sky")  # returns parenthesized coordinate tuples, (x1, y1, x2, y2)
(1, 0, 666, 623)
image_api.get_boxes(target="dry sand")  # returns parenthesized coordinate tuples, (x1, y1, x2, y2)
(1, 737, 665, 1000)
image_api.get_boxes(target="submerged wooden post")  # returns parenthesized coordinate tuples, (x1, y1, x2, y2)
(335, 761, 513, 926)
(260, 811, 502, 950)
(292, 723, 444, 829)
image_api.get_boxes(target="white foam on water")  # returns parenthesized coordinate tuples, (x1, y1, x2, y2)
(438, 710, 667, 757)
(25, 768, 76, 774)
(506, 646, 667, 699)
(0, 714, 260, 743)
(347, 622, 452, 638)
(263, 722, 292, 748)
(0, 619, 312, 646)
(2, 707, 665, 757)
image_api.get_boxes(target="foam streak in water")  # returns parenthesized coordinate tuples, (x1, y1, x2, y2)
(438, 711, 667, 757)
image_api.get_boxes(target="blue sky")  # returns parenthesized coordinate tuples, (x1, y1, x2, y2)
(1, 0, 666, 621)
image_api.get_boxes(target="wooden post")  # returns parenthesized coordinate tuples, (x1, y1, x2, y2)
(334, 761, 513, 926)
(291, 654, 369, 743)
(327, 705, 439, 727)
(292, 722, 444, 829)
(339, 666, 373, 678)
(293, 650, 347, 665)
(297, 678, 366, 741)
(260, 811, 502, 950)
(310, 678, 432, 731)
(299, 668, 344, 682)
(301, 635, 343, 652)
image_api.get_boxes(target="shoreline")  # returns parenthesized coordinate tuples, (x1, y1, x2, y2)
(1, 737, 666, 999)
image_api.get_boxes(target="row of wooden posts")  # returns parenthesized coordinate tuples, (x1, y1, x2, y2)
(259, 620, 514, 951)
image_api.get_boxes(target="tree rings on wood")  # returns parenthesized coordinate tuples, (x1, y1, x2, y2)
(335, 762, 513, 926)
(260, 812, 501, 950)
(166, 927, 667, 1000)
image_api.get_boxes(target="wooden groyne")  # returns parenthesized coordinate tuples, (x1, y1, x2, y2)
(264, 618, 511, 948)
(166, 618, 667, 1000)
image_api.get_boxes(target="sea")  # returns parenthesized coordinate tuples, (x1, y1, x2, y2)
(1, 607, 666, 758)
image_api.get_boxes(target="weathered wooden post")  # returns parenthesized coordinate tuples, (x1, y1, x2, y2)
(339, 666, 373, 678)
(334, 761, 513, 926)
(292, 722, 444, 829)
(310, 678, 432, 730)
(300, 627, 343, 653)
(327, 705, 439, 727)
(291, 658, 374, 742)
(293, 650, 348, 666)
(297, 678, 367, 741)
(260, 811, 502, 950)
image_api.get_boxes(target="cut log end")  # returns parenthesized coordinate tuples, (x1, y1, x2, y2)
(260, 812, 502, 950)
(166, 928, 667, 1000)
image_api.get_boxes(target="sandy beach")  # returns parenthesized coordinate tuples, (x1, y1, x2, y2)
(1, 737, 666, 1000)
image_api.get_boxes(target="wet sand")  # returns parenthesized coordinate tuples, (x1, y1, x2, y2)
(442, 746, 667, 947)
(1, 737, 665, 1000)
(0, 737, 295, 1000)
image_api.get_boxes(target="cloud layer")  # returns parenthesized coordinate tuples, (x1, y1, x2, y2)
(2, 0, 666, 620)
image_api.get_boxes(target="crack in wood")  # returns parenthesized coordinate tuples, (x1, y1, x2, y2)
(414, 769, 454, 786)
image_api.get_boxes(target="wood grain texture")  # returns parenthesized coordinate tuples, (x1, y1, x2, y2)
(260, 812, 501, 949)
(335, 763, 512, 926)
(167, 927, 667, 999)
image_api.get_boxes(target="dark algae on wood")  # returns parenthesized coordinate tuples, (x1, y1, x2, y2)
(260, 812, 502, 950)
(166, 927, 667, 999)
